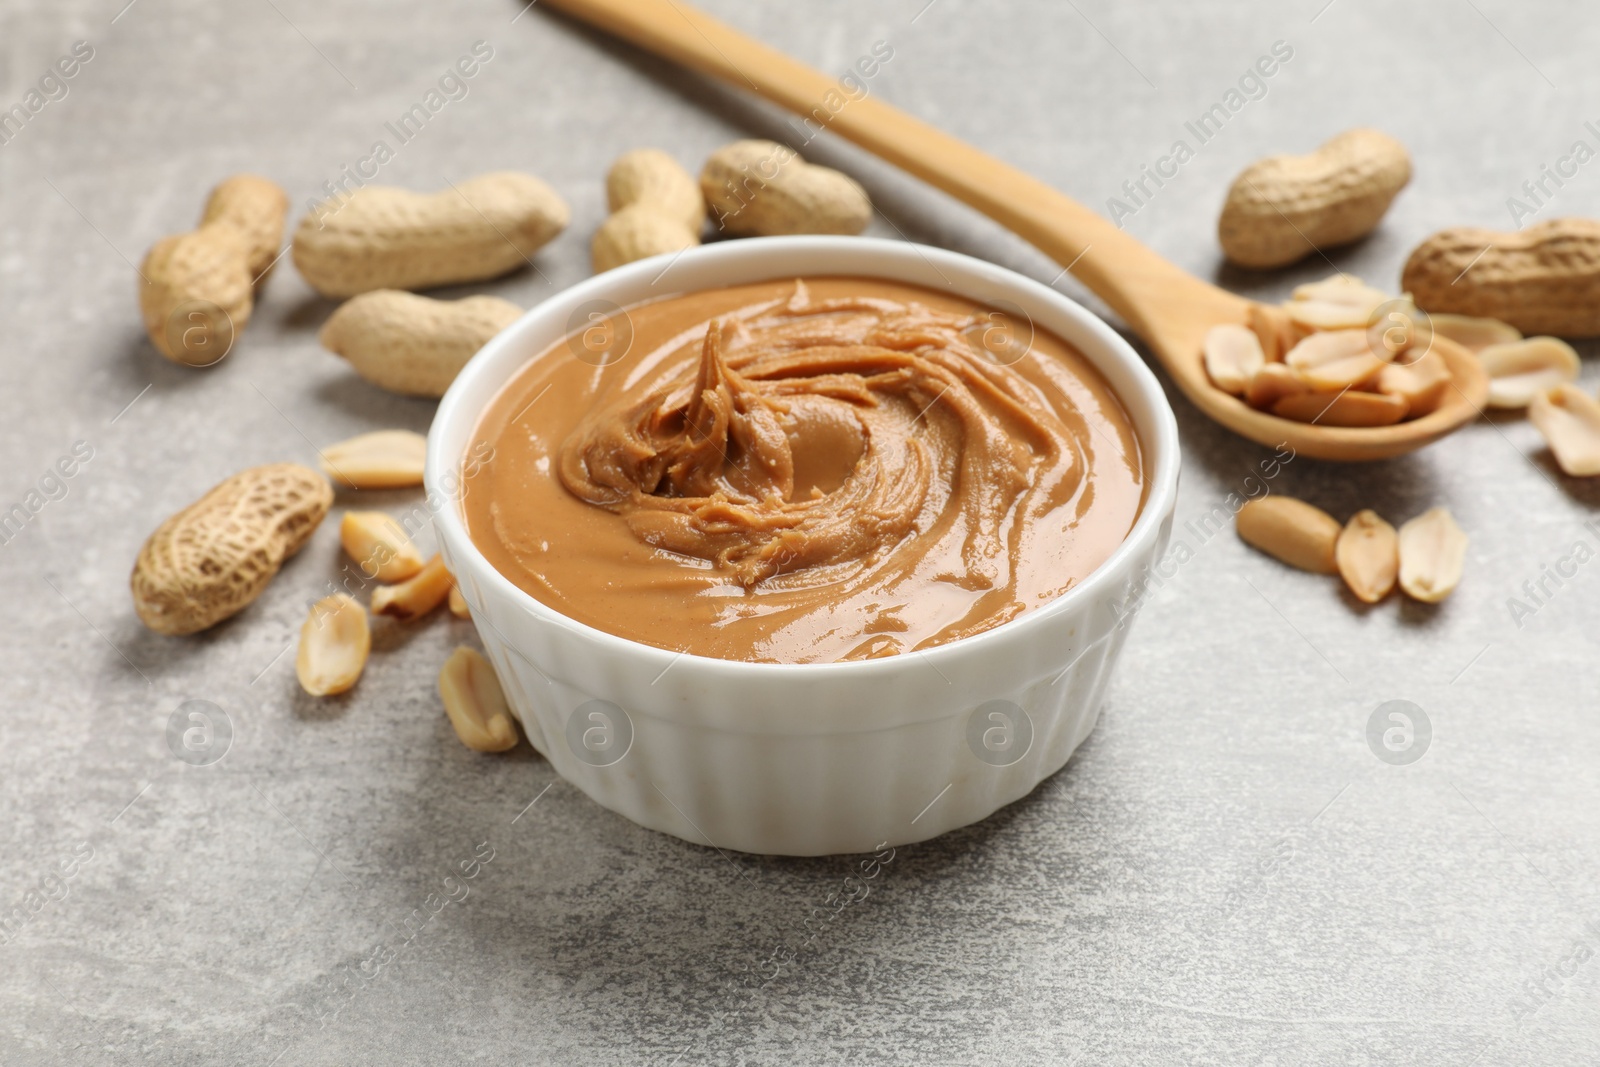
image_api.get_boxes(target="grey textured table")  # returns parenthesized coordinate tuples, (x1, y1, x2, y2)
(4, 1, 1599, 1064)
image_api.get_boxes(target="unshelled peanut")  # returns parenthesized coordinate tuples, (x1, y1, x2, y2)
(139, 175, 289, 366)
(131, 464, 332, 635)
(320, 290, 522, 398)
(592, 205, 700, 274)
(1401, 219, 1600, 337)
(608, 148, 706, 230)
(292, 172, 569, 297)
(701, 140, 871, 236)
(592, 149, 703, 272)
(202, 175, 292, 280)
(1218, 129, 1411, 269)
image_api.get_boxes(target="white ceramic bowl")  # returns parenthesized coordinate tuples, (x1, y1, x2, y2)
(427, 237, 1179, 856)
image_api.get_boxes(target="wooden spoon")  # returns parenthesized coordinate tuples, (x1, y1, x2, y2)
(541, 0, 1487, 462)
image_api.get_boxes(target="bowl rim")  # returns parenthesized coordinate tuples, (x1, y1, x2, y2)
(427, 235, 1181, 678)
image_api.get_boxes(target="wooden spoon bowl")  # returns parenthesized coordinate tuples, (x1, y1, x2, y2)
(542, 0, 1489, 461)
(1137, 283, 1489, 461)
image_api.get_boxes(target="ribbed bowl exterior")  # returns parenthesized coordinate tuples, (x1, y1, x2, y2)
(429, 238, 1181, 856)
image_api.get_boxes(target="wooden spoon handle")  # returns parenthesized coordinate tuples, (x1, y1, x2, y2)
(541, 0, 1216, 340)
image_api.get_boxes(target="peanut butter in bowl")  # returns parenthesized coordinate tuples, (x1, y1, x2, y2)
(462, 276, 1144, 664)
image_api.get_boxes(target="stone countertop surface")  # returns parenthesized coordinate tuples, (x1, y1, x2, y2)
(3, 1, 1599, 1063)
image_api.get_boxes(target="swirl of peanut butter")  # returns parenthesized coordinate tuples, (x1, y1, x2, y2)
(563, 283, 1082, 593)
(466, 278, 1143, 663)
